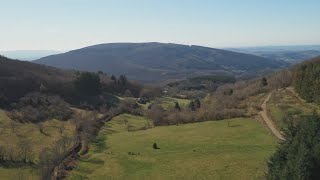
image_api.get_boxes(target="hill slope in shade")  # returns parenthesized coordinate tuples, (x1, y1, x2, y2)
(0, 55, 74, 104)
(35, 43, 286, 82)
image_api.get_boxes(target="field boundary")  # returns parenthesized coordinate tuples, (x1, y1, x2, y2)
(52, 111, 122, 179)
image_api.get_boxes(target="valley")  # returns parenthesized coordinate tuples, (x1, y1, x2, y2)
(1, 50, 320, 180)
(2, 1, 320, 179)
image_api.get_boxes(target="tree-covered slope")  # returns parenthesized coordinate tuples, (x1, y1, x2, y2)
(35, 43, 287, 82)
(294, 56, 320, 103)
(0, 55, 74, 106)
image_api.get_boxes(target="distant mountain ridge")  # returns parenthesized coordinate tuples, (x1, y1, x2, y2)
(35, 43, 287, 82)
(0, 50, 62, 61)
(227, 45, 320, 63)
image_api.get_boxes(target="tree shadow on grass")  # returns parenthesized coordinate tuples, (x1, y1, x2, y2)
(228, 124, 241, 128)
(92, 135, 108, 153)
(0, 162, 36, 168)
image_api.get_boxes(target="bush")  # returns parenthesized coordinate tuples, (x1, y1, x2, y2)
(146, 105, 166, 126)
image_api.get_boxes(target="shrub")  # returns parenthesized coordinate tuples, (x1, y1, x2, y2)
(146, 105, 166, 126)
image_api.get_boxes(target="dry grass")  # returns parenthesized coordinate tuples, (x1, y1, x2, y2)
(0, 109, 77, 179)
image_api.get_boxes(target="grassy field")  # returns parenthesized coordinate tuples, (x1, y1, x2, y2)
(0, 109, 75, 156)
(267, 89, 319, 129)
(0, 167, 37, 180)
(118, 95, 191, 110)
(159, 97, 190, 110)
(69, 114, 276, 180)
(0, 109, 76, 179)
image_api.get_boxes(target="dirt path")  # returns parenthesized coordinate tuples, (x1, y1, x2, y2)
(259, 93, 285, 141)
(286, 87, 319, 110)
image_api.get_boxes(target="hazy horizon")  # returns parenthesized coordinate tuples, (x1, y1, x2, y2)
(1, 0, 320, 51)
(2, 43, 320, 53)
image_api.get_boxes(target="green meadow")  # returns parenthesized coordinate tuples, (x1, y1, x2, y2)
(159, 97, 191, 110)
(69, 114, 276, 180)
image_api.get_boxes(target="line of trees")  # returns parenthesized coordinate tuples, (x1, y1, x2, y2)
(38, 136, 77, 180)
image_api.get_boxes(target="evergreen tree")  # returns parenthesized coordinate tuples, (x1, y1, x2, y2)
(194, 99, 201, 108)
(189, 101, 196, 111)
(294, 58, 320, 103)
(153, 143, 160, 149)
(174, 102, 181, 111)
(111, 75, 116, 81)
(267, 114, 320, 180)
(261, 77, 268, 86)
(74, 72, 101, 96)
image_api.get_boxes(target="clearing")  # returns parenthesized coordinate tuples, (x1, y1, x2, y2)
(266, 88, 319, 130)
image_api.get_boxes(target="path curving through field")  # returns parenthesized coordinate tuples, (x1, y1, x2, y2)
(259, 93, 285, 141)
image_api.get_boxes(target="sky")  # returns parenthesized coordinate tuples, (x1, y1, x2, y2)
(1, 0, 320, 51)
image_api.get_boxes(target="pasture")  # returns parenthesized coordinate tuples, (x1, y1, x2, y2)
(69, 114, 276, 180)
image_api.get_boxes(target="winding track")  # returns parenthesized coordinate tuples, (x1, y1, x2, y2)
(259, 93, 285, 141)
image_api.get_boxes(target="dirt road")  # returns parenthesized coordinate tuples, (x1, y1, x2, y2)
(259, 93, 285, 141)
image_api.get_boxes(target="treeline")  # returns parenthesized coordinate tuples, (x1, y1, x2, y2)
(294, 56, 320, 103)
(145, 99, 200, 126)
(267, 114, 320, 179)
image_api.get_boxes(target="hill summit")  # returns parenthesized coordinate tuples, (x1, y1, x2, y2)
(35, 43, 286, 82)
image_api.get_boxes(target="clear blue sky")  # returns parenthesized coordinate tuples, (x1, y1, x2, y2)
(1, 0, 320, 51)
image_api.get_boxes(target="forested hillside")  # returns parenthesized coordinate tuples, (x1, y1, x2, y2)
(35, 43, 287, 82)
(294, 56, 320, 103)
(0, 55, 147, 110)
(0, 55, 74, 107)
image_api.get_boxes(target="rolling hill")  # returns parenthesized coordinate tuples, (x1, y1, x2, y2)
(227, 45, 320, 63)
(35, 43, 287, 82)
(0, 55, 75, 105)
(0, 50, 62, 61)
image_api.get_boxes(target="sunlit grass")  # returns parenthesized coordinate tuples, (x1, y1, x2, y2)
(69, 115, 276, 180)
